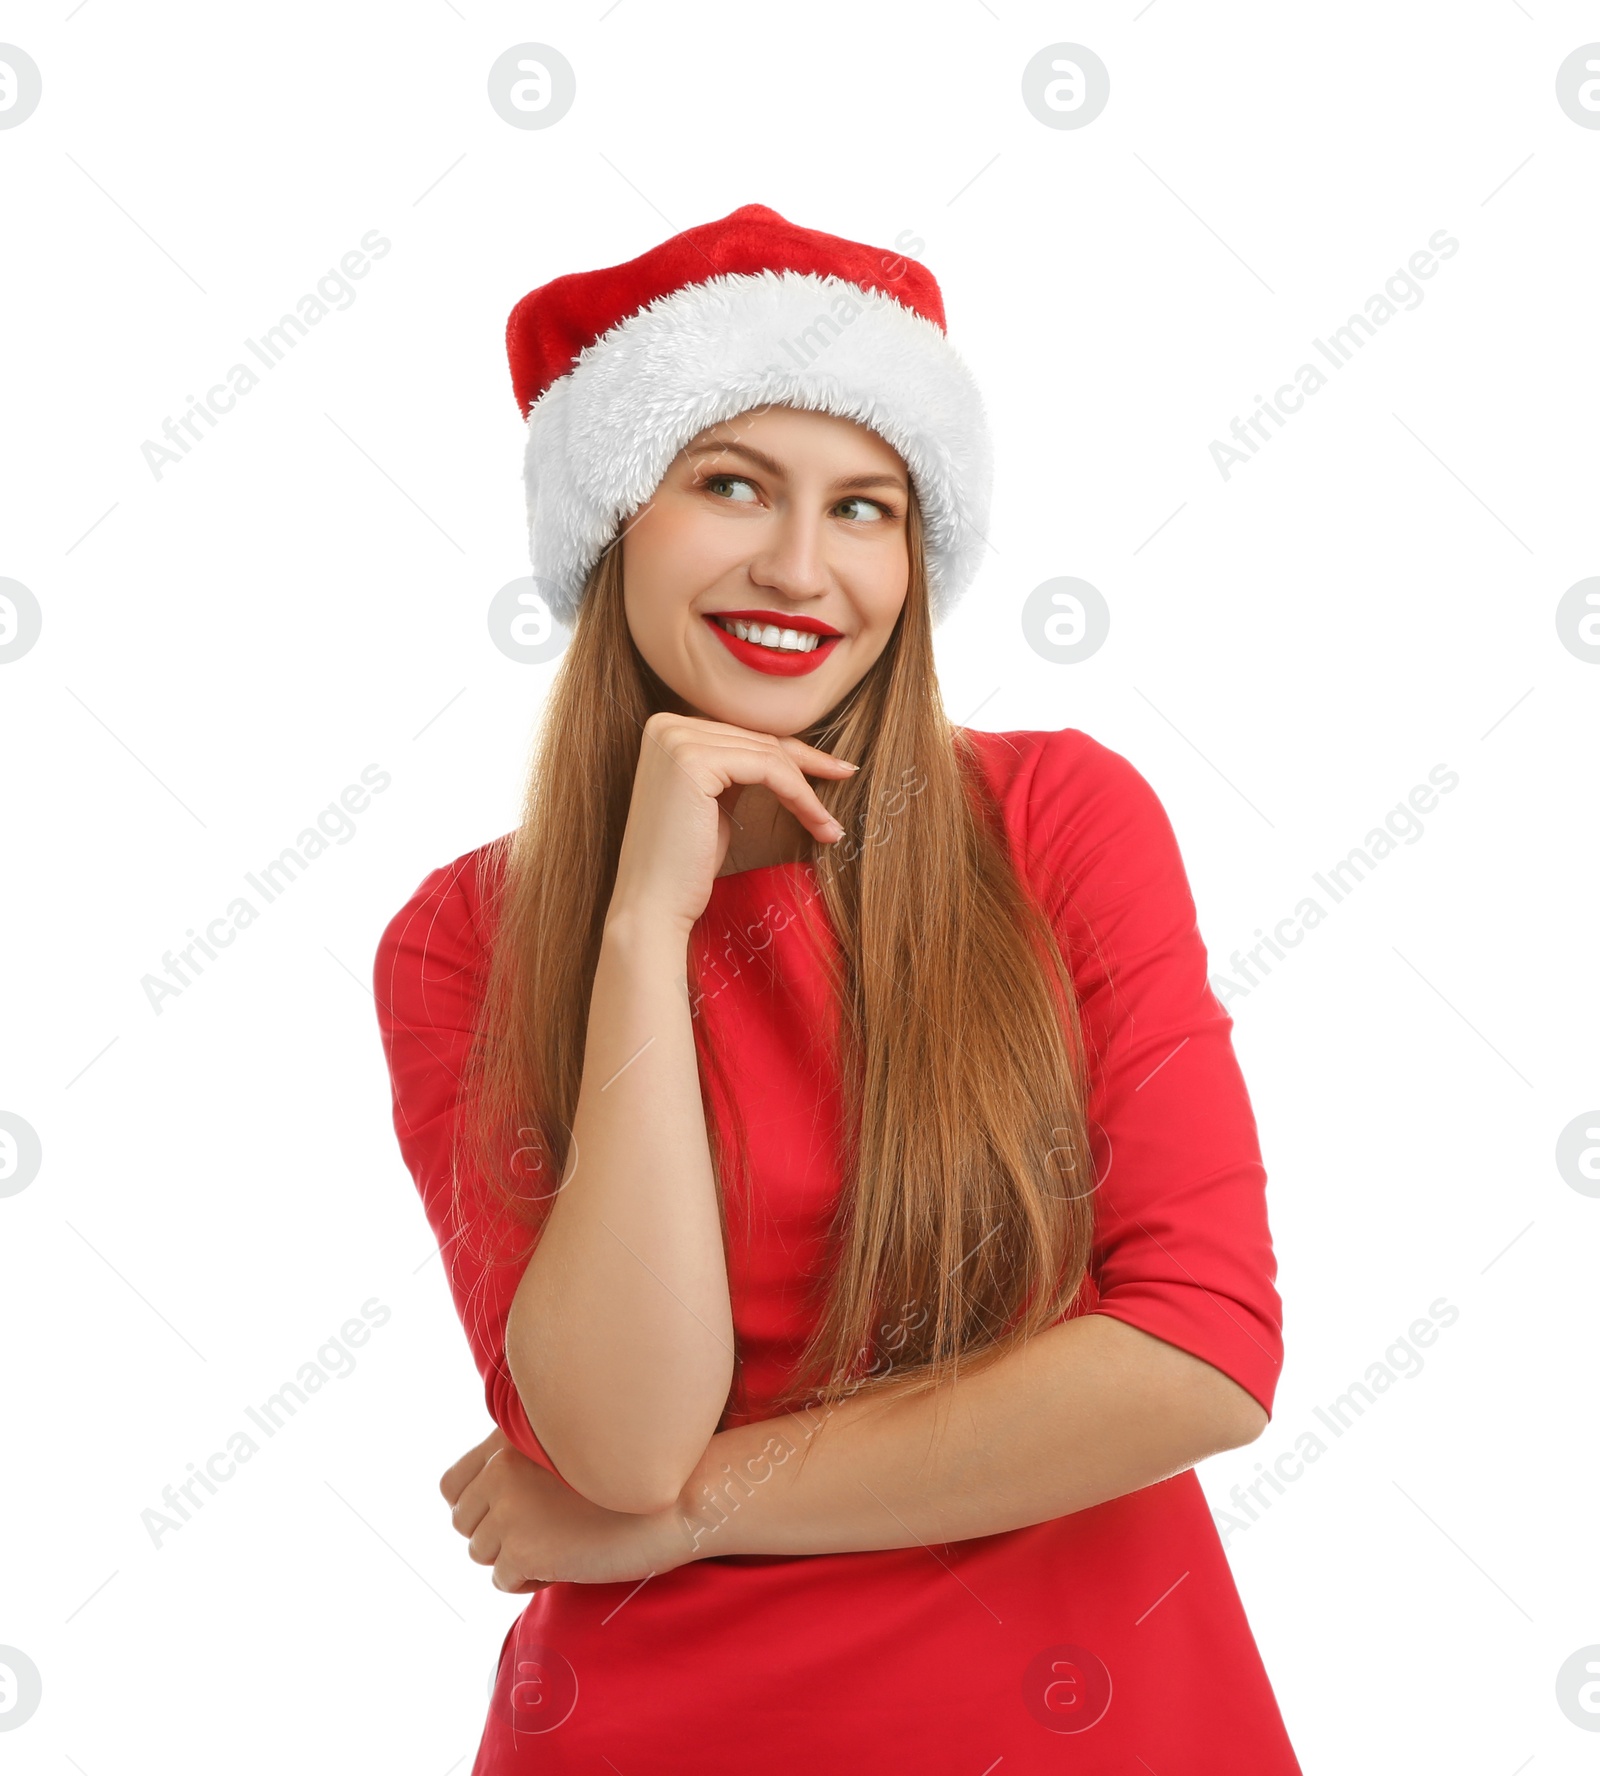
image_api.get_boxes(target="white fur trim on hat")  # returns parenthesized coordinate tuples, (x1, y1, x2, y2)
(522, 270, 992, 629)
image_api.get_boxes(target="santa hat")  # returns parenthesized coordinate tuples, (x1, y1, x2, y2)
(506, 203, 992, 629)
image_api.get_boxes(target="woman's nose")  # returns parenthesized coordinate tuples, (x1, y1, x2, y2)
(749, 513, 829, 598)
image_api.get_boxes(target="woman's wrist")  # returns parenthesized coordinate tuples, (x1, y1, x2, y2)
(602, 899, 694, 953)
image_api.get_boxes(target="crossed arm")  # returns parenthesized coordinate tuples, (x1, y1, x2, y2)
(423, 916, 1270, 1581)
(676, 1310, 1266, 1559)
(442, 1308, 1268, 1591)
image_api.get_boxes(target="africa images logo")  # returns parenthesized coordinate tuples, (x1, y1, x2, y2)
(139, 229, 391, 480)
(1209, 229, 1459, 481)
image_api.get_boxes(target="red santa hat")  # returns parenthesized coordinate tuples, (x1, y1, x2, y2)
(506, 203, 992, 629)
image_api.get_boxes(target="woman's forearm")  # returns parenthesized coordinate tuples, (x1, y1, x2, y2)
(672, 1313, 1268, 1560)
(507, 909, 735, 1515)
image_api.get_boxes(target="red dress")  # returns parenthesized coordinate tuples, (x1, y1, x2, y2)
(373, 725, 1302, 1773)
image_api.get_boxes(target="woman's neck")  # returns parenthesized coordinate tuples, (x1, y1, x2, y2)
(716, 785, 812, 876)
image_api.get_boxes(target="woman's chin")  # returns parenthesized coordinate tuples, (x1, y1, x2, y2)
(700, 699, 812, 736)
(676, 670, 829, 734)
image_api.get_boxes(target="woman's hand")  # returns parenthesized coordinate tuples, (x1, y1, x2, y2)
(608, 712, 858, 932)
(440, 1428, 697, 1593)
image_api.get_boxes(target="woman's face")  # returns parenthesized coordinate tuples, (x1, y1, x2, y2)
(620, 405, 912, 733)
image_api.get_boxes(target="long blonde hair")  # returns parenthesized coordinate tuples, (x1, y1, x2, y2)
(457, 487, 1099, 1441)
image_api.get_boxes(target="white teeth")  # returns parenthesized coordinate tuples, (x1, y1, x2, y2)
(715, 617, 824, 653)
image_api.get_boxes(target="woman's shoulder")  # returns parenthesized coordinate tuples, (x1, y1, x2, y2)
(959, 724, 1168, 841)
(373, 832, 515, 985)
(958, 724, 1186, 917)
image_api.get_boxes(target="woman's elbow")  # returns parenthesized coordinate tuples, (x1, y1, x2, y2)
(568, 1459, 689, 1516)
(535, 1417, 704, 1515)
(1215, 1385, 1270, 1449)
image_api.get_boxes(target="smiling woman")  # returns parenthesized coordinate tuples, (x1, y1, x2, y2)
(372, 204, 1299, 1774)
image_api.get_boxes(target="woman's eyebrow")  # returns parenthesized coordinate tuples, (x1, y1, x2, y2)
(833, 471, 908, 493)
(684, 439, 908, 493)
(685, 439, 784, 475)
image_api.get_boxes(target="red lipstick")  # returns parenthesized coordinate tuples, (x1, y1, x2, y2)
(702, 610, 844, 677)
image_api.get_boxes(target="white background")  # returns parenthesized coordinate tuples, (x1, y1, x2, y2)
(2, 2, 1597, 1770)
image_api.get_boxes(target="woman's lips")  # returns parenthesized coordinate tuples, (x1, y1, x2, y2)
(702, 615, 842, 677)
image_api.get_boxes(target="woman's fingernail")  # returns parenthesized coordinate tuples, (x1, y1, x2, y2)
(824, 819, 845, 839)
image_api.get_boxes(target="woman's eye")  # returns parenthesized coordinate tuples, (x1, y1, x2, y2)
(704, 475, 758, 502)
(835, 496, 889, 522)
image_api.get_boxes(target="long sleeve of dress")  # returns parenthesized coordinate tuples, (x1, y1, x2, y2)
(1013, 727, 1286, 1418)
(372, 849, 571, 1480)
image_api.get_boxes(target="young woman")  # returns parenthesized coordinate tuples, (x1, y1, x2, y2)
(374, 205, 1301, 1773)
